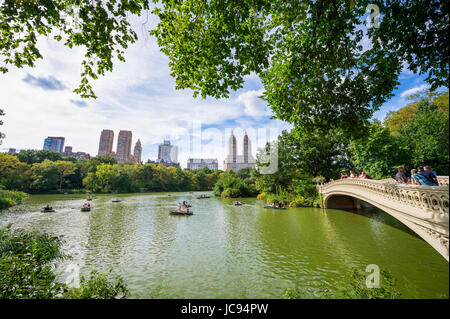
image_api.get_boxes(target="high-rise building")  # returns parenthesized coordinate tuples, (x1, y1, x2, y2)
(157, 139, 178, 164)
(223, 131, 255, 172)
(43, 136, 65, 153)
(98, 129, 114, 156)
(133, 139, 142, 164)
(187, 158, 218, 170)
(116, 130, 132, 163)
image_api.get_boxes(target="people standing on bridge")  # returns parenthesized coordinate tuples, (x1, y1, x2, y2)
(340, 171, 348, 179)
(349, 170, 357, 178)
(395, 167, 409, 183)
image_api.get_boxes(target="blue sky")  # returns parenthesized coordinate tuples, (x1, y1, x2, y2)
(0, 15, 438, 168)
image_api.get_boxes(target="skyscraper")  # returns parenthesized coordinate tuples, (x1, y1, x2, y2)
(98, 129, 114, 156)
(116, 130, 132, 163)
(43, 136, 65, 153)
(133, 139, 142, 164)
(223, 131, 255, 172)
(157, 139, 178, 164)
(227, 131, 237, 163)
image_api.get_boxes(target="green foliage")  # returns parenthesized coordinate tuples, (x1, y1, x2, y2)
(151, 0, 448, 136)
(348, 91, 449, 177)
(213, 171, 258, 198)
(63, 269, 128, 299)
(0, 227, 129, 299)
(397, 99, 449, 174)
(384, 102, 418, 135)
(16, 150, 62, 164)
(0, 154, 221, 194)
(283, 268, 401, 299)
(0, 190, 28, 209)
(0, 227, 67, 299)
(1, 2, 446, 135)
(0, 0, 150, 98)
(348, 121, 405, 179)
(0, 254, 66, 299)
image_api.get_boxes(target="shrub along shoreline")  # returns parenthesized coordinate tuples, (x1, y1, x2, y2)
(0, 226, 128, 299)
(0, 190, 28, 209)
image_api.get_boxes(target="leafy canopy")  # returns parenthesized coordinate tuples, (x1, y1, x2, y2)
(151, 0, 448, 135)
(0, 1, 447, 136)
(0, 0, 150, 98)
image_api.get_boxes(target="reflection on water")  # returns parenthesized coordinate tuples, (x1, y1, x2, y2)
(0, 193, 448, 298)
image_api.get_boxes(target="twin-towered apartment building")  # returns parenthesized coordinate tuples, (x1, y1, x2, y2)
(98, 129, 142, 164)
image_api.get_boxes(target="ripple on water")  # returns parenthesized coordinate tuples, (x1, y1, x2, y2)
(0, 193, 448, 298)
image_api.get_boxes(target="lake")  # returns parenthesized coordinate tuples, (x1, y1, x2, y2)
(0, 192, 448, 298)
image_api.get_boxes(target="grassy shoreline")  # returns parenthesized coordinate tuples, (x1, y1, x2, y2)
(0, 190, 28, 209)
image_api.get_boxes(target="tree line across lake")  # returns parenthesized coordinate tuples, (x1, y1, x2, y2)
(0, 153, 222, 195)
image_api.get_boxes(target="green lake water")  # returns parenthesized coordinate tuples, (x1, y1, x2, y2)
(0, 192, 448, 298)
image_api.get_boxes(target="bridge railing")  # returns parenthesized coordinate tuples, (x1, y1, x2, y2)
(317, 177, 449, 215)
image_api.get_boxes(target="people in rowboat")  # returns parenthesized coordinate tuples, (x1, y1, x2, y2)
(44, 204, 52, 210)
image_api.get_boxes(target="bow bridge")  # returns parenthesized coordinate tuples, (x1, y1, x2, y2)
(317, 177, 449, 261)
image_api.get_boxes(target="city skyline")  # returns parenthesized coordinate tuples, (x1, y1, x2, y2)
(3, 127, 263, 169)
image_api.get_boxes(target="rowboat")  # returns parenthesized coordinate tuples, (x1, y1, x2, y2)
(81, 207, 91, 212)
(41, 208, 55, 213)
(262, 204, 286, 210)
(194, 195, 210, 199)
(169, 210, 193, 216)
(112, 198, 121, 203)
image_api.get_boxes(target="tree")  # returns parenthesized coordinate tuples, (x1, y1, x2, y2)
(29, 160, 59, 192)
(397, 100, 449, 174)
(384, 90, 449, 135)
(16, 150, 62, 164)
(1, 1, 447, 136)
(0, 153, 23, 180)
(151, 0, 448, 136)
(54, 160, 76, 190)
(384, 102, 418, 135)
(278, 129, 350, 179)
(348, 121, 406, 179)
(0, 0, 150, 98)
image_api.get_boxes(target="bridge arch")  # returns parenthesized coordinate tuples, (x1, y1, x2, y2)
(318, 178, 449, 261)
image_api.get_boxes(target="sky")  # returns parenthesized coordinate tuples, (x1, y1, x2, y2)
(0, 13, 438, 169)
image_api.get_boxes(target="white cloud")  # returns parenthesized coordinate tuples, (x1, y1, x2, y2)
(236, 89, 270, 117)
(400, 84, 429, 98)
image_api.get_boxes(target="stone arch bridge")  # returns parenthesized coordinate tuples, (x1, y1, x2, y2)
(317, 177, 449, 261)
